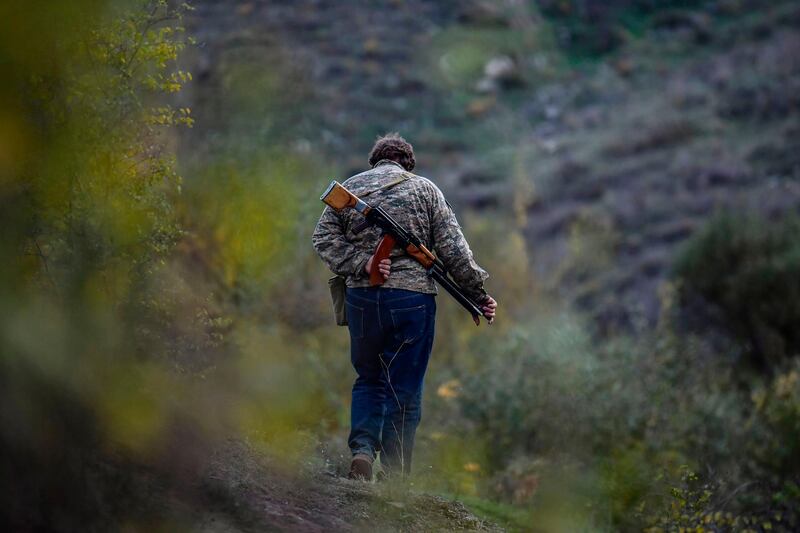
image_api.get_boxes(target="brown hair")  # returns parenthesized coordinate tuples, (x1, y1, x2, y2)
(368, 133, 415, 171)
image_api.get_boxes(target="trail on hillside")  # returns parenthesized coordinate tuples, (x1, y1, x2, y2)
(192, 441, 500, 532)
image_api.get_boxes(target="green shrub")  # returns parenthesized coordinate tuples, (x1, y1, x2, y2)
(456, 314, 639, 465)
(452, 314, 666, 528)
(448, 312, 799, 530)
(672, 211, 800, 368)
(535, 0, 714, 57)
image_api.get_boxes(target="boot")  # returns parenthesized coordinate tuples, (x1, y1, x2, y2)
(348, 453, 373, 481)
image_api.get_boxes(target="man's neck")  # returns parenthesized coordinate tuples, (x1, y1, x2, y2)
(373, 159, 404, 170)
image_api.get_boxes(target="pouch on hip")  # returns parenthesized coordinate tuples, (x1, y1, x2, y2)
(328, 275, 348, 326)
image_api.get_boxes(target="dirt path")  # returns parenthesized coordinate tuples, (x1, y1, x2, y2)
(193, 440, 501, 532)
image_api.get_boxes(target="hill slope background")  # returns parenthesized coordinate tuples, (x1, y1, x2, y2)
(2, 0, 799, 531)
(180, 0, 800, 333)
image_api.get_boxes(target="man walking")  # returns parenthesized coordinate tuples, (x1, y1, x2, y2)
(312, 133, 497, 480)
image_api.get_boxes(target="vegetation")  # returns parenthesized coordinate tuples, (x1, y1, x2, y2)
(536, 0, 715, 57)
(1, 0, 799, 531)
(673, 212, 800, 367)
(438, 314, 800, 531)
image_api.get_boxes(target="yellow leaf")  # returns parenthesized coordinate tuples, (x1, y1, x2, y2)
(437, 379, 461, 399)
(463, 462, 480, 473)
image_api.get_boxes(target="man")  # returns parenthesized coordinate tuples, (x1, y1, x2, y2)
(312, 133, 497, 480)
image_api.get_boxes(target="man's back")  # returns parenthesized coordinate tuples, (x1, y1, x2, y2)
(312, 159, 488, 300)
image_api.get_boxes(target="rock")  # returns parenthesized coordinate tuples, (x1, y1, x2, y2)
(652, 10, 713, 44)
(476, 55, 525, 92)
(475, 77, 495, 94)
(484, 55, 514, 80)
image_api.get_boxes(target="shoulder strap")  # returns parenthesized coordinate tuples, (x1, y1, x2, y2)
(360, 173, 410, 199)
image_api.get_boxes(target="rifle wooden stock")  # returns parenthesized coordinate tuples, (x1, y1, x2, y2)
(320, 181, 360, 211)
(370, 234, 396, 286)
(409, 243, 436, 267)
(370, 236, 437, 286)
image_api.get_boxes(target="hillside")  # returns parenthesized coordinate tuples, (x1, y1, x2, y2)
(4, 0, 798, 531)
(180, 0, 800, 332)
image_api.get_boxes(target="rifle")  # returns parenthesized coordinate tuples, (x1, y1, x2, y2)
(320, 180, 491, 326)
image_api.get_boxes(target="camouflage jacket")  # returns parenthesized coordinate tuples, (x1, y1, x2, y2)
(312, 159, 489, 300)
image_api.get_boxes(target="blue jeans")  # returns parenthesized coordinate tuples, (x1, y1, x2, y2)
(345, 287, 436, 476)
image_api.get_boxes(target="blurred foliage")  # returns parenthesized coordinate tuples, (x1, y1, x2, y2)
(1, 0, 799, 530)
(673, 211, 800, 368)
(535, 0, 715, 57)
(13, 0, 193, 289)
(433, 310, 800, 530)
(0, 1, 225, 529)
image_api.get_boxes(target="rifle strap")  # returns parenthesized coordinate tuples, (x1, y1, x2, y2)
(359, 173, 410, 199)
(351, 174, 411, 235)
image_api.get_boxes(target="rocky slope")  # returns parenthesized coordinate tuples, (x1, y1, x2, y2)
(522, 11, 800, 332)
(179, 0, 800, 328)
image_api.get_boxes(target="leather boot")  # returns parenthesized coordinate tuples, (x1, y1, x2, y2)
(348, 454, 373, 481)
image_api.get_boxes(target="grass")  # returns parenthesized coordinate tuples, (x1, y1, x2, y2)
(441, 492, 536, 532)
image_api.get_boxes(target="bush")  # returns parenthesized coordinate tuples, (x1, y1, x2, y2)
(451, 314, 669, 529)
(672, 211, 800, 368)
(448, 311, 799, 530)
(456, 314, 641, 466)
(535, 0, 715, 57)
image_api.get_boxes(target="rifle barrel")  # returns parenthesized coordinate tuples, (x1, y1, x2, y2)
(428, 266, 484, 325)
(371, 206, 485, 323)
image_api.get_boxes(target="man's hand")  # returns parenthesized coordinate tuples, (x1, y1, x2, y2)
(482, 294, 497, 324)
(365, 256, 392, 280)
